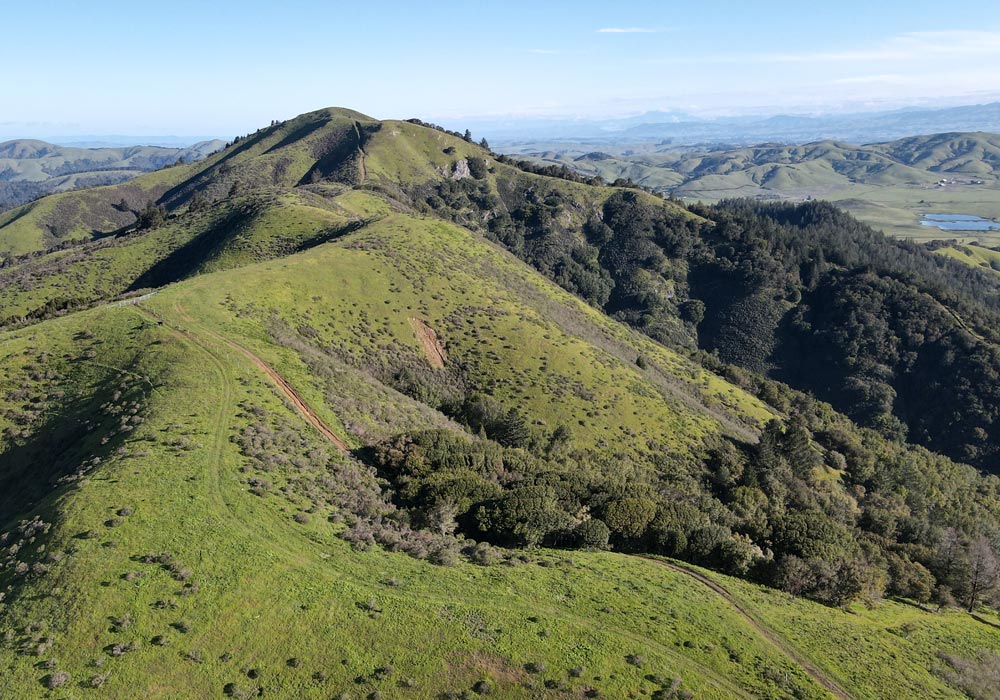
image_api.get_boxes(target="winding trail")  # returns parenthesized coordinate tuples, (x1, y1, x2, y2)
(142, 301, 350, 454)
(640, 556, 853, 700)
(227, 339, 351, 452)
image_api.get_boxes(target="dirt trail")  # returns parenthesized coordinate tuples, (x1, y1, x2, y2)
(409, 317, 447, 368)
(220, 336, 351, 453)
(148, 301, 350, 454)
(354, 120, 368, 183)
(640, 556, 853, 700)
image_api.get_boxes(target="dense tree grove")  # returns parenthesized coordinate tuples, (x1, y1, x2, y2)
(697, 199, 1000, 468)
(371, 378, 1000, 609)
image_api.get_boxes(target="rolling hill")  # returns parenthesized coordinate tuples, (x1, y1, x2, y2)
(518, 132, 1000, 192)
(1, 108, 999, 699)
(513, 132, 1000, 240)
(0, 138, 225, 215)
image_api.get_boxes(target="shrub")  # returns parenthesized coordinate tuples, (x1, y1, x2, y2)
(573, 519, 610, 549)
(625, 653, 646, 667)
(44, 671, 70, 688)
(109, 641, 137, 656)
(467, 157, 489, 180)
(428, 542, 461, 566)
(464, 542, 500, 566)
(603, 498, 657, 541)
(372, 665, 394, 680)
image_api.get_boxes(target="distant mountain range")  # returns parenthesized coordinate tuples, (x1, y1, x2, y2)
(0, 138, 225, 212)
(516, 131, 1000, 240)
(472, 102, 1000, 146)
(522, 131, 1000, 193)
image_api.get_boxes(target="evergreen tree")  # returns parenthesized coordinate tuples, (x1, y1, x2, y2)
(494, 407, 530, 448)
(135, 201, 165, 230)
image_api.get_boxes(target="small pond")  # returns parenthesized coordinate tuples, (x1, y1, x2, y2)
(920, 213, 1000, 231)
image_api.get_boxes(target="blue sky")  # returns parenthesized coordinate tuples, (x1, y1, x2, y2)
(4, 0, 1000, 138)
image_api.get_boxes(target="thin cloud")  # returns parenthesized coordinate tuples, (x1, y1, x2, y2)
(641, 30, 1000, 67)
(761, 30, 1000, 64)
(597, 27, 666, 34)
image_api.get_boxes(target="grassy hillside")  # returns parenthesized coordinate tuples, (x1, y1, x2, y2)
(934, 241, 1000, 271)
(2, 108, 1000, 699)
(0, 251, 995, 700)
(0, 165, 201, 257)
(0, 187, 364, 324)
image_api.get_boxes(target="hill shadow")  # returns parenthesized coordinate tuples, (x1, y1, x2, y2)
(264, 116, 331, 155)
(0, 367, 135, 527)
(126, 205, 257, 291)
(126, 210, 367, 293)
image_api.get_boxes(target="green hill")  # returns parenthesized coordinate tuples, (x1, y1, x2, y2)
(933, 240, 1000, 274)
(878, 132, 1000, 173)
(514, 132, 1000, 241)
(2, 109, 1000, 699)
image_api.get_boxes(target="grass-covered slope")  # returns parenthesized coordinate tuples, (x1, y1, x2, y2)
(0, 187, 370, 325)
(0, 109, 375, 258)
(933, 240, 1000, 274)
(149, 207, 770, 454)
(0, 251, 996, 700)
(0, 165, 198, 257)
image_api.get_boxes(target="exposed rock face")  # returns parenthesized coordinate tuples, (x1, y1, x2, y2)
(451, 158, 471, 180)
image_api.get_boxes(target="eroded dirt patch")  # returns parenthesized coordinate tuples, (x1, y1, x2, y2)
(409, 317, 447, 368)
